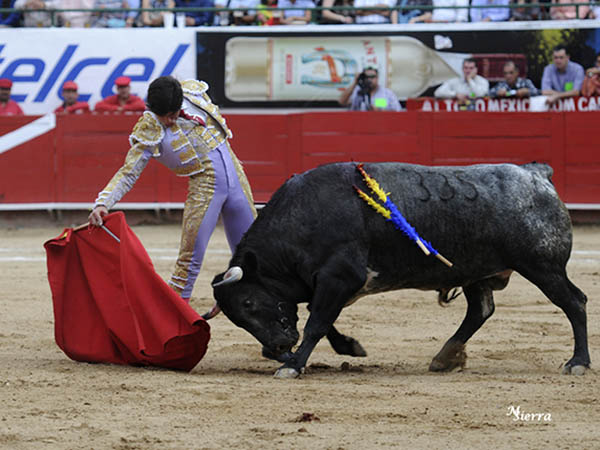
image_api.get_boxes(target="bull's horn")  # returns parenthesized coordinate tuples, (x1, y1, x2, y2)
(201, 303, 221, 320)
(211, 266, 243, 287)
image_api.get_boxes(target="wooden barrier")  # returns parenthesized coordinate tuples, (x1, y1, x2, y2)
(0, 111, 599, 207)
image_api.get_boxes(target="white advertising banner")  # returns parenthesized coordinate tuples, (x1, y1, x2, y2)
(0, 29, 196, 115)
(224, 35, 469, 102)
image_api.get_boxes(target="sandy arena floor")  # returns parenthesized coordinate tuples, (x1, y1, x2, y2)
(0, 222, 599, 449)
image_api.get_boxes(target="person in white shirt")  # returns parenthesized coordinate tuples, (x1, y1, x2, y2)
(354, 0, 396, 23)
(434, 58, 489, 104)
(431, 0, 469, 22)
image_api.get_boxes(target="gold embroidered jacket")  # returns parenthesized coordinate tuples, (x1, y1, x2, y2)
(94, 80, 235, 209)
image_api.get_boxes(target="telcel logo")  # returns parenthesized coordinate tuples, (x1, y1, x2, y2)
(0, 43, 190, 103)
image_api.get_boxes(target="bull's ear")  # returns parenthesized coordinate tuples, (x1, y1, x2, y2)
(242, 251, 258, 277)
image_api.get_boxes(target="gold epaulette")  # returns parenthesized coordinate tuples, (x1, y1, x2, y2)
(181, 79, 233, 139)
(181, 79, 209, 97)
(128, 111, 164, 148)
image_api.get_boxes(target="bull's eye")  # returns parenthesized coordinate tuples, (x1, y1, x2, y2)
(243, 299, 252, 309)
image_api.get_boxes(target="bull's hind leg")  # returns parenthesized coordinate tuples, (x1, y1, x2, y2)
(430, 280, 496, 372)
(517, 266, 589, 375)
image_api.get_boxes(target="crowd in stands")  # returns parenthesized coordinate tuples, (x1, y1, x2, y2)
(334, 45, 599, 111)
(0, 76, 146, 115)
(1, 46, 599, 115)
(1, 0, 600, 27)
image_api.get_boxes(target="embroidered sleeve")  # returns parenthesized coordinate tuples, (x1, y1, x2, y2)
(93, 142, 153, 210)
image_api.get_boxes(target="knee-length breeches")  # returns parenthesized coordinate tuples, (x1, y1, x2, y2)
(168, 143, 256, 298)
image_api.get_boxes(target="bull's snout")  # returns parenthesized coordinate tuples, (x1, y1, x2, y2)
(262, 330, 298, 361)
(274, 332, 298, 354)
(275, 343, 292, 354)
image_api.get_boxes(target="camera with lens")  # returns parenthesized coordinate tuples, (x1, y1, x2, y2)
(357, 72, 369, 90)
(357, 71, 373, 96)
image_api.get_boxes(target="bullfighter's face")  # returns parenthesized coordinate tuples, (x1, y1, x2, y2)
(212, 264, 300, 357)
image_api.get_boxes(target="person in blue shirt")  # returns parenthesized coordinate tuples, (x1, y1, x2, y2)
(175, 0, 214, 25)
(541, 45, 585, 106)
(469, 0, 510, 22)
(0, 0, 21, 27)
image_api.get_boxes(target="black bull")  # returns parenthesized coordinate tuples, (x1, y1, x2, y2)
(209, 162, 589, 378)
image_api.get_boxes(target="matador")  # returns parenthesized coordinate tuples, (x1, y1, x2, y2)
(89, 76, 256, 301)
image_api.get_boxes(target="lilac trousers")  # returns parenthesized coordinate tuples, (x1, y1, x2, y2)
(168, 144, 256, 298)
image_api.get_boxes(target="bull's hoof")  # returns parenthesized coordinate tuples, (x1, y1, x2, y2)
(429, 342, 467, 372)
(349, 340, 367, 357)
(274, 367, 301, 379)
(561, 364, 587, 376)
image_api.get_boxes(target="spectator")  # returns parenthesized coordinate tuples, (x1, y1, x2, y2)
(470, 0, 510, 21)
(0, 79, 24, 116)
(431, 0, 468, 22)
(229, 0, 260, 24)
(57, 0, 94, 26)
(489, 61, 539, 98)
(581, 52, 600, 97)
(14, 0, 58, 27)
(256, 0, 281, 23)
(54, 81, 91, 114)
(125, 0, 138, 25)
(392, 0, 432, 23)
(541, 45, 584, 106)
(320, 0, 354, 23)
(0, 0, 21, 27)
(94, 76, 146, 112)
(510, 0, 542, 20)
(277, 0, 315, 24)
(354, 0, 396, 24)
(550, 0, 590, 19)
(140, 0, 175, 26)
(92, 0, 132, 27)
(175, 0, 214, 26)
(434, 58, 489, 105)
(339, 67, 402, 111)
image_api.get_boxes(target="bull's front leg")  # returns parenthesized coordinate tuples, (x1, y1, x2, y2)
(274, 258, 367, 379)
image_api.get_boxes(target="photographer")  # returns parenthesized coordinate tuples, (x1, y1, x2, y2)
(339, 67, 402, 111)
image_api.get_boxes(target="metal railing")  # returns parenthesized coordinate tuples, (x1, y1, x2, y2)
(0, 2, 598, 27)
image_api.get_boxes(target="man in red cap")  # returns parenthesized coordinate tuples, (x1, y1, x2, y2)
(94, 76, 146, 113)
(0, 78, 24, 116)
(54, 81, 90, 114)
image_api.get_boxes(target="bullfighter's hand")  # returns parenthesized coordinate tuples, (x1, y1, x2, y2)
(89, 206, 108, 227)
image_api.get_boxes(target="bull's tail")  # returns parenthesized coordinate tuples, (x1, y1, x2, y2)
(521, 162, 554, 183)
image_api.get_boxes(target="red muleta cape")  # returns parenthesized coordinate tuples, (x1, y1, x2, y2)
(44, 212, 210, 372)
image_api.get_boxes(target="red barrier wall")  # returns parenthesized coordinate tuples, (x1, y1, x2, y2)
(1, 111, 599, 207)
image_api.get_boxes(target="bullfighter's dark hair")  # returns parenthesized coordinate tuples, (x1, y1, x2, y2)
(146, 76, 183, 116)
